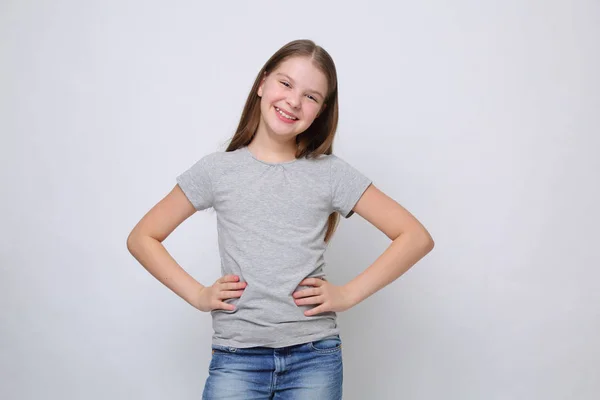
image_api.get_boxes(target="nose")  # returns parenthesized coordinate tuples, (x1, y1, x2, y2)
(286, 90, 302, 110)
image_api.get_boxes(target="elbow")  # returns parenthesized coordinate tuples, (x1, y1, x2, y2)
(421, 230, 435, 254)
(127, 230, 160, 257)
(424, 235, 435, 253)
(405, 229, 434, 254)
(395, 229, 434, 254)
(126, 233, 136, 254)
(127, 231, 143, 255)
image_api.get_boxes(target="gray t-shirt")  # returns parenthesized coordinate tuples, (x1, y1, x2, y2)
(176, 145, 372, 348)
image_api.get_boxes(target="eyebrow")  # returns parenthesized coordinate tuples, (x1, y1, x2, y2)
(275, 73, 325, 100)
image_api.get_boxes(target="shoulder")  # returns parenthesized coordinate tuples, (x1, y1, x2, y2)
(193, 148, 243, 168)
(304, 152, 344, 167)
(326, 152, 363, 172)
(327, 152, 371, 185)
(299, 152, 364, 177)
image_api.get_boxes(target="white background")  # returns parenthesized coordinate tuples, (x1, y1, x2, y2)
(1, 1, 599, 399)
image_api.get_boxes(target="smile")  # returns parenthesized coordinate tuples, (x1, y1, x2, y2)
(275, 107, 298, 121)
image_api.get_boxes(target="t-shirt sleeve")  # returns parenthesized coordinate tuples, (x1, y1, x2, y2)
(175, 154, 214, 211)
(330, 154, 372, 218)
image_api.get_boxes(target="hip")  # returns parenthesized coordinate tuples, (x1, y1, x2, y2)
(203, 335, 343, 399)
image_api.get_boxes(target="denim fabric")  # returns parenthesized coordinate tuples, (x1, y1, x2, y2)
(202, 335, 343, 399)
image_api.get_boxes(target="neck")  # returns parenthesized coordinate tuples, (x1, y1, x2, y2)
(247, 131, 298, 163)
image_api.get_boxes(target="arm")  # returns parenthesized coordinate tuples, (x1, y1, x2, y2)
(126, 184, 206, 308)
(342, 183, 435, 307)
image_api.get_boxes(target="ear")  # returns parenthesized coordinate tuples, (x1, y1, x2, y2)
(257, 72, 267, 97)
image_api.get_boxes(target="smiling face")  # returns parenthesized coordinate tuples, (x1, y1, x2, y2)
(256, 56, 328, 141)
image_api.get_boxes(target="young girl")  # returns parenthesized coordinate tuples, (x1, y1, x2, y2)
(127, 39, 434, 399)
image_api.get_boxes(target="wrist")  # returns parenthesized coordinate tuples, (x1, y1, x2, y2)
(186, 282, 207, 309)
(342, 283, 362, 308)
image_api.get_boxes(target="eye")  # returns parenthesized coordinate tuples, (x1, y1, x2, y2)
(306, 94, 318, 102)
(280, 81, 291, 88)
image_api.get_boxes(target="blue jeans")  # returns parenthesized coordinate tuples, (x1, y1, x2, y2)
(202, 335, 343, 399)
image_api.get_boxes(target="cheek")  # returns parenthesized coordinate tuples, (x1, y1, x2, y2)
(262, 83, 283, 101)
(261, 94, 280, 111)
(260, 94, 275, 112)
(304, 104, 321, 120)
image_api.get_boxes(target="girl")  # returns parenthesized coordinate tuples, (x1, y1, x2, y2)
(127, 39, 434, 399)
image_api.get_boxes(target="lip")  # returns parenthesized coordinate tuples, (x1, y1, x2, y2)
(274, 107, 298, 124)
(274, 106, 298, 119)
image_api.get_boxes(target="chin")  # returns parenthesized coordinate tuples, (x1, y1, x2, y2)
(272, 129, 301, 139)
(267, 121, 304, 137)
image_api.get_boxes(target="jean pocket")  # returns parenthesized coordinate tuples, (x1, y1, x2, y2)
(308, 335, 342, 354)
(211, 344, 238, 355)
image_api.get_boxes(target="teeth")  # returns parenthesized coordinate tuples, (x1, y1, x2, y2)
(276, 107, 297, 120)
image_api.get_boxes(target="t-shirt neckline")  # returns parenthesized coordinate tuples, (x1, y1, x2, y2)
(242, 145, 299, 166)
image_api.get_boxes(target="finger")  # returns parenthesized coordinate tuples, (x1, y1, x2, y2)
(305, 304, 328, 316)
(221, 281, 247, 290)
(218, 290, 245, 300)
(293, 288, 320, 298)
(219, 275, 239, 283)
(300, 278, 324, 287)
(213, 301, 236, 311)
(295, 295, 325, 306)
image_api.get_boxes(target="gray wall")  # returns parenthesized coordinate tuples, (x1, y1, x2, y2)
(1, 0, 598, 399)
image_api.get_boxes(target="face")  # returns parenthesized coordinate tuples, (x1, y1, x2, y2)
(256, 56, 328, 140)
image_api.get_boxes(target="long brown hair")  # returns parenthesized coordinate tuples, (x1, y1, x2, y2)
(225, 39, 341, 243)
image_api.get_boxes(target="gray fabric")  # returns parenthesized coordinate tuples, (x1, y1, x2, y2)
(176, 146, 372, 348)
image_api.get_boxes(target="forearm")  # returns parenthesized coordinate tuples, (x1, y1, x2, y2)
(127, 234, 205, 307)
(343, 232, 434, 307)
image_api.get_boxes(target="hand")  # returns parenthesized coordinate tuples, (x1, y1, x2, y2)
(194, 275, 247, 312)
(293, 277, 355, 316)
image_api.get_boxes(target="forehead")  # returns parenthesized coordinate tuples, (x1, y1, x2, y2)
(272, 57, 328, 93)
